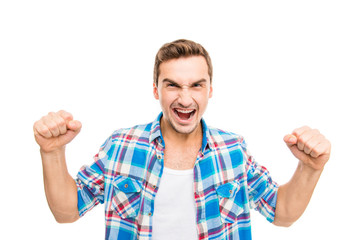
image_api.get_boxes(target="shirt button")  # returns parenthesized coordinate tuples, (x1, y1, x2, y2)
(148, 212, 152, 216)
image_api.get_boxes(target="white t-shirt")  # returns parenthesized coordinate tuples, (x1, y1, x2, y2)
(152, 167, 198, 240)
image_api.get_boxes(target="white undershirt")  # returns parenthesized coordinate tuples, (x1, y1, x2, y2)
(152, 167, 198, 240)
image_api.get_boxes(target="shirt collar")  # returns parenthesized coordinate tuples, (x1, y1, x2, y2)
(149, 113, 163, 144)
(149, 112, 215, 152)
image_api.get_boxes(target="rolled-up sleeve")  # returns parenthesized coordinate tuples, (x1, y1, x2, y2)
(240, 138, 279, 223)
(76, 136, 112, 217)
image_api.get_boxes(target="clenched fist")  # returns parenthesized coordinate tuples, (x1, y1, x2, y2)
(33, 110, 82, 153)
(283, 126, 331, 171)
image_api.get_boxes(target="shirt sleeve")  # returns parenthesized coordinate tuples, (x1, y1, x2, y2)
(240, 137, 279, 223)
(76, 135, 112, 217)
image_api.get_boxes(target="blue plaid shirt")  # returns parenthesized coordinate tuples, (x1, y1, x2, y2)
(76, 113, 278, 239)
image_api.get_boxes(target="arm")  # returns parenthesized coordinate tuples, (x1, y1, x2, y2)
(33, 110, 82, 223)
(273, 126, 331, 227)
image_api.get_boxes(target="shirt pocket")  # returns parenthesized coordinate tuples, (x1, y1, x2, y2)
(216, 181, 244, 224)
(110, 176, 143, 219)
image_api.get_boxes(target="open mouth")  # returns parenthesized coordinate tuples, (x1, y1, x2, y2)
(173, 108, 196, 121)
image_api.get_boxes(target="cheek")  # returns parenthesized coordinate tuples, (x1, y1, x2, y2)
(159, 90, 178, 105)
(193, 90, 210, 103)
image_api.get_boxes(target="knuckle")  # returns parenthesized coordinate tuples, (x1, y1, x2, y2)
(58, 110, 67, 117)
(40, 116, 48, 122)
(33, 120, 40, 129)
(312, 128, 320, 134)
(59, 110, 72, 119)
(296, 125, 310, 133)
(318, 134, 325, 140)
(297, 134, 306, 143)
(39, 127, 50, 136)
(310, 151, 319, 158)
(293, 126, 309, 136)
(58, 118, 66, 126)
(47, 122, 58, 131)
(292, 129, 301, 137)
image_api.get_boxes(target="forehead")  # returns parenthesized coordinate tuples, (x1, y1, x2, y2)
(158, 56, 210, 84)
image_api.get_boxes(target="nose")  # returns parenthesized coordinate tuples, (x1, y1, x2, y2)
(178, 87, 193, 108)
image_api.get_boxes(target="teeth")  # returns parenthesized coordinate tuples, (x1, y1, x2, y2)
(176, 109, 194, 113)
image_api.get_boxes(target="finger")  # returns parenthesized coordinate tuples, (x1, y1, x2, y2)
(283, 134, 297, 147)
(303, 134, 324, 155)
(43, 112, 61, 137)
(295, 128, 320, 151)
(57, 110, 81, 132)
(57, 110, 73, 122)
(292, 126, 311, 138)
(33, 120, 52, 138)
(309, 140, 331, 158)
(67, 120, 82, 132)
(51, 112, 67, 135)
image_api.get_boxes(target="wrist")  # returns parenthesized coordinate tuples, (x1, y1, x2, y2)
(40, 145, 65, 154)
(40, 146, 66, 163)
(298, 161, 323, 178)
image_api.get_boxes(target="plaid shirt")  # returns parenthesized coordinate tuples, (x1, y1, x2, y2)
(76, 113, 278, 240)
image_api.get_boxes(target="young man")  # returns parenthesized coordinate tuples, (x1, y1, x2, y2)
(33, 39, 331, 240)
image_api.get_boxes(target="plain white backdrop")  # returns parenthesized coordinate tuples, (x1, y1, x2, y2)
(1, 1, 359, 239)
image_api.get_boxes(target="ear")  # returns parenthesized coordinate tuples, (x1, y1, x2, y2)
(209, 84, 213, 98)
(153, 82, 159, 100)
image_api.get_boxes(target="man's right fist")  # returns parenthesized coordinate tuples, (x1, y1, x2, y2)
(33, 110, 82, 153)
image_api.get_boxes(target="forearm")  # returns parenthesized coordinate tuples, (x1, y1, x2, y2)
(273, 161, 323, 227)
(41, 147, 79, 223)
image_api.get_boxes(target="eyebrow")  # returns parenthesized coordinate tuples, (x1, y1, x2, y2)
(162, 78, 208, 86)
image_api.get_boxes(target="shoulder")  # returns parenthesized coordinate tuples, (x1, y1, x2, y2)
(108, 122, 153, 144)
(207, 126, 247, 150)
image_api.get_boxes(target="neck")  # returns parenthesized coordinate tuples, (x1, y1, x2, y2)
(160, 118, 203, 146)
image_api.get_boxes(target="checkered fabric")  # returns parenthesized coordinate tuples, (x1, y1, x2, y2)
(76, 113, 278, 240)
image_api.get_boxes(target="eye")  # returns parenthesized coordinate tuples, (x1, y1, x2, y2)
(192, 83, 203, 88)
(167, 83, 178, 88)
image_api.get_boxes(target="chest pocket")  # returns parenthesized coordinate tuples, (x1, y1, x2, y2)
(216, 181, 244, 223)
(110, 176, 143, 219)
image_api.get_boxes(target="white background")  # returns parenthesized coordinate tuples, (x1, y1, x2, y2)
(1, 0, 359, 239)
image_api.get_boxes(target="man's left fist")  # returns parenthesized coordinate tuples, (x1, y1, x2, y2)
(283, 126, 331, 171)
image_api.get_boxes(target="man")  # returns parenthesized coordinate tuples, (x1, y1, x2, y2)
(33, 39, 331, 240)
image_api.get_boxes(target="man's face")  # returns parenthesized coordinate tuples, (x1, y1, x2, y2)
(153, 56, 213, 135)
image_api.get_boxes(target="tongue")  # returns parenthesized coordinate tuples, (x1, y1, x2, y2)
(177, 111, 191, 120)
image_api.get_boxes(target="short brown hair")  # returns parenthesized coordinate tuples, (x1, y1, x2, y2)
(153, 39, 213, 86)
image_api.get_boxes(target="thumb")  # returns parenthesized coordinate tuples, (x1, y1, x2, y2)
(283, 134, 297, 147)
(58, 120, 82, 145)
(283, 134, 307, 161)
(67, 120, 82, 132)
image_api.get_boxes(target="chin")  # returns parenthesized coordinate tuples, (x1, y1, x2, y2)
(169, 120, 200, 135)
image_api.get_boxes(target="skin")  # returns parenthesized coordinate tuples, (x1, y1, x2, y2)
(33, 111, 81, 223)
(34, 56, 331, 226)
(153, 56, 213, 169)
(274, 127, 331, 226)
